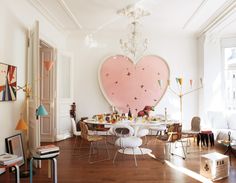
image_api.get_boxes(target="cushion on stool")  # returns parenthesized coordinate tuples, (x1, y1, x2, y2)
(115, 136, 142, 148)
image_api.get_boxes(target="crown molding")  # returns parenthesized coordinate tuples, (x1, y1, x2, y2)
(56, 0, 83, 29)
(198, 0, 236, 37)
(183, 0, 208, 29)
(27, 0, 66, 31)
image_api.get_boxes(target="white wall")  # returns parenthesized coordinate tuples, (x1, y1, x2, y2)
(203, 37, 224, 112)
(0, 1, 27, 158)
(0, 0, 67, 157)
(67, 30, 199, 129)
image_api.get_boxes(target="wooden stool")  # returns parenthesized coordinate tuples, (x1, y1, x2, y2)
(197, 130, 214, 147)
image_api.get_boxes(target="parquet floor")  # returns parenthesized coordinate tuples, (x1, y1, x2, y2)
(1, 136, 236, 183)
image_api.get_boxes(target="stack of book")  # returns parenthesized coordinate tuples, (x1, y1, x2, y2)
(0, 153, 23, 166)
(36, 144, 60, 158)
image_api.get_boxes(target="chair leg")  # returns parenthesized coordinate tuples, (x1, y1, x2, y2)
(79, 137, 83, 150)
(180, 140, 187, 160)
(139, 147, 145, 160)
(113, 150, 118, 165)
(143, 136, 147, 145)
(104, 140, 110, 160)
(73, 136, 78, 152)
(167, 142, 172, 160)
(170, 141, 186, 160)
(88, 142, 93, 163)
(132, 148, 138, 167)
(87, 140, 111, 164)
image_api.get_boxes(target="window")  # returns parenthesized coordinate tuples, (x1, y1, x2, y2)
(225, 47, 236, 110)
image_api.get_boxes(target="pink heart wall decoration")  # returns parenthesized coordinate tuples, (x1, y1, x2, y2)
(99, 55, 170, 114)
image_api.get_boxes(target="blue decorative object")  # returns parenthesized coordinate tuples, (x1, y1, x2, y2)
(36, 104, 48, 118)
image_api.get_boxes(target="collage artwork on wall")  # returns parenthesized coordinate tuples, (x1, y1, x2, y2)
(0, 62, 17, 101)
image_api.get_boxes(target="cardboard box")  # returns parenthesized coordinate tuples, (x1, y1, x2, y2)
(200, 152, 229, 181)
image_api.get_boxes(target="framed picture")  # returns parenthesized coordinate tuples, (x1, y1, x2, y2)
(0, 62, 17, 101)
(5, 134, 25, 169)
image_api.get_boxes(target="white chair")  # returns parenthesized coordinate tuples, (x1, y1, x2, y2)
(112, 125, 143, 167)
(136, 128, 149, 144)
(71, 118, 80, 152)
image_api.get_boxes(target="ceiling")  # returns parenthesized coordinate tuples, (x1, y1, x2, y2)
(27, 0, 236, 36)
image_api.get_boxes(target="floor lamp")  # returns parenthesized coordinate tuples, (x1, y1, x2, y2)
(15, 113, 30, 178)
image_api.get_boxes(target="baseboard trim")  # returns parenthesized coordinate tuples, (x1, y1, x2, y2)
(56, 133, 73, 141)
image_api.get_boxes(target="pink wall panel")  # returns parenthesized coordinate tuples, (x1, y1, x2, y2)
(99, 55, 170, 114)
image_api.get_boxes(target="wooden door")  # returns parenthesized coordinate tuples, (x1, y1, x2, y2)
(40, 46, 55, 142)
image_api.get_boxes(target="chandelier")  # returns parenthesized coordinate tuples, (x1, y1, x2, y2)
(118, 5, 150, 62)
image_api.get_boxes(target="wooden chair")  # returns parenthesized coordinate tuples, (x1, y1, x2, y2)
(182, 116, 200, 140)
(79, 122, 110, 164)
(182, 116, 201, 152)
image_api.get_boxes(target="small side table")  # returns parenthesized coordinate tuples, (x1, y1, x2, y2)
(218, 131, 236, 165)
(0, 163, 20, 183)
(30, 152, 59, 183)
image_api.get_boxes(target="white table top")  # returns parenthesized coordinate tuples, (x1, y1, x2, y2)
(84, 119, 174, 127)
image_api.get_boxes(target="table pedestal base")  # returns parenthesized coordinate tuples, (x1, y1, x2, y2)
(118, 148, 152, 155)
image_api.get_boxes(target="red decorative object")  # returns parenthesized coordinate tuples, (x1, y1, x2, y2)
(43, 60, 54, 71)
(137, 106, 154, 118)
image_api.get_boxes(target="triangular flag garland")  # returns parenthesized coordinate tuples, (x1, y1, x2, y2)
(167, 79, 170, 86)
(158, 80, 163, 88)
(175, 78, 179, 85)
(190, 79, 193, 87)
(157, 78, 203, 88)
(178, 78, 183, 86)
(200, 78, 203, 86)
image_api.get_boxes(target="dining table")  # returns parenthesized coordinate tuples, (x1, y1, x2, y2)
(83, 118, 175, 156)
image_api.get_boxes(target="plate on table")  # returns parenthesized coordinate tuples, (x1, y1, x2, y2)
(149, 121, 160, 124)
